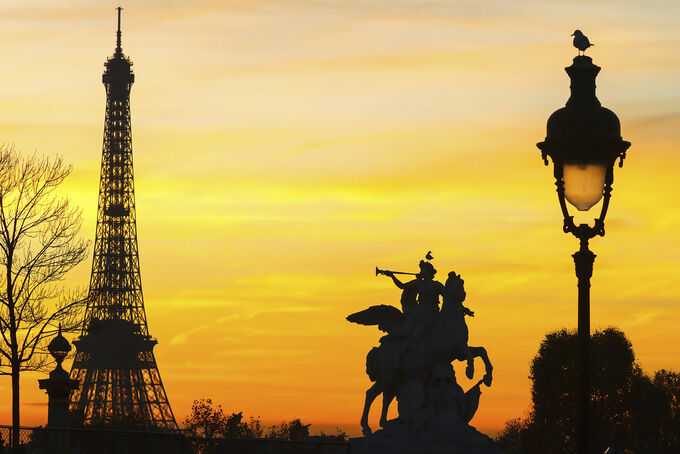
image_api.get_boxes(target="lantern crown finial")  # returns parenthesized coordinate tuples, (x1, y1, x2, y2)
(565, 56, 601, 108)
(48, 325, 71, 367)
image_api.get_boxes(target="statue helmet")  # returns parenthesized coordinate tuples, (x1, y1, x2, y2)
(418, 260, 436, 277)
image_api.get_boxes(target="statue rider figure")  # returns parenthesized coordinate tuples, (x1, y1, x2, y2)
(383, 260, 444, 346)
(382, 260, 476, 378)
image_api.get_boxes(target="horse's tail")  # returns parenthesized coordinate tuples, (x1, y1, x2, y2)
(366, 347, 380, 382)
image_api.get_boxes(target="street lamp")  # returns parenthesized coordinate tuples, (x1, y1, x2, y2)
(537, 53, 630, 454)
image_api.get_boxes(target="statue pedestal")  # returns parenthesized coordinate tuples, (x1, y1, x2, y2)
(350, 435, 502, 454)
(350, 416, 502, 454)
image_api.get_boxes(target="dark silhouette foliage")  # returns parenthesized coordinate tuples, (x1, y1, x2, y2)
(266, 419, 310, 441)
(312, 429, 349, 442)
(183, 398, 318, 441)
(496, 328, 680, 453)
(183, 399, 263, 439)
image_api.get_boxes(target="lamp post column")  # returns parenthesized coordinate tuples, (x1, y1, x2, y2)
(573, 237, 595, 453)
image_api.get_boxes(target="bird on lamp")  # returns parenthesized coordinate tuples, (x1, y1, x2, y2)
(572, 30, 593, 55)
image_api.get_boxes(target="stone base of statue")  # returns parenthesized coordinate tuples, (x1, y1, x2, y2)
(350, 420, 501, 454)
(350, 435, 501, 454)
(350, 369, 502, 454)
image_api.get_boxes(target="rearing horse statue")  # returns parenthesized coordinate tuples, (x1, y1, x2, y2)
(347, 271, 493, 436)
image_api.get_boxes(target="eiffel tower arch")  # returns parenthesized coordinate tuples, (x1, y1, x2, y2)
(69, 9, 178, 430)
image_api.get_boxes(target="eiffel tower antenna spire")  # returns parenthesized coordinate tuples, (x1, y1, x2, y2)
(69, 9, 177, 430)
(116, 7, 123, 54)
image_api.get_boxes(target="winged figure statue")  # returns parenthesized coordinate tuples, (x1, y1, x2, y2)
(348, 258, 493, 438)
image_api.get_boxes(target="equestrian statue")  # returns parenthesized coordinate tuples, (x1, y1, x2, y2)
(348, 253, 500, 453)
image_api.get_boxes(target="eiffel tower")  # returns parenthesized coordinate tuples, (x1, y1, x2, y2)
(69, 9, 178, 430)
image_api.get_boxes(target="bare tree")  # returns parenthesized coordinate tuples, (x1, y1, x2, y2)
(0, 145, 88, 446)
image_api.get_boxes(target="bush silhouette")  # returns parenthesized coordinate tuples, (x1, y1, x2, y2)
(496, 328, 680, 453)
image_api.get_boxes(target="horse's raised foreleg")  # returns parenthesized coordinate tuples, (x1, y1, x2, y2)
(361, 382, 382, 436)
(379, 389, 395, 428)
(468, 346, 493, 386)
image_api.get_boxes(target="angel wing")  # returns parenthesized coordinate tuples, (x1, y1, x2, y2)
(346, 304, 404, 334)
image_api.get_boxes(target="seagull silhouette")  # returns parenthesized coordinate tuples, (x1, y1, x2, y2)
(425, 251, 433, 260)
(572, 30, 593, 55)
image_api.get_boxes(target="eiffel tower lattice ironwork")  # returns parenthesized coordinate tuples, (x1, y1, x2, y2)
(69, 8, 178, 430)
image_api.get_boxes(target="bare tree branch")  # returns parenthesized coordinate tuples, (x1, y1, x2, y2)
(0, 145, 89, 431)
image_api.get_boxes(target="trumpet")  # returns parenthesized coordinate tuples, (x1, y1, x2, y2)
(375, 267, 418, 277)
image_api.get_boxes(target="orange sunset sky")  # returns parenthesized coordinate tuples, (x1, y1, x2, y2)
(1, 0, 679, 437)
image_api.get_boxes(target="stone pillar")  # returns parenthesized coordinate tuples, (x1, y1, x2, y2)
(38, 327, 79, 454)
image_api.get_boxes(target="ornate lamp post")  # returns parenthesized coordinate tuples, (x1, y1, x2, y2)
(537, 51, 630, 453)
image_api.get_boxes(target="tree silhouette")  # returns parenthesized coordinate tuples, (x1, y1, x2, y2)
(183, 398, 320, 443)
(0, 146, 88, 447)
(184, 398, 228, 439)
(652, 369, 680, 450)
(266, 419, 310, 441)
(496, 328, 680, 453)
(183, 399, 263, 439)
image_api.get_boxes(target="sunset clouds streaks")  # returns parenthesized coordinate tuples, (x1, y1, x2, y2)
(1, 0, 679, 436)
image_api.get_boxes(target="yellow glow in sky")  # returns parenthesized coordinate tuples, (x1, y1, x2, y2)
(1, 0, 679, 437)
